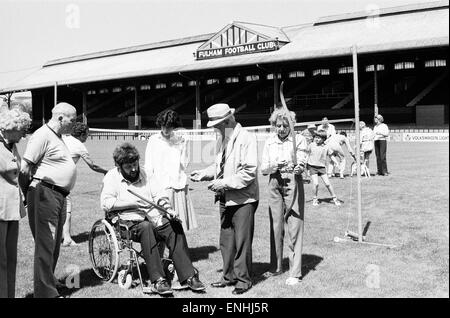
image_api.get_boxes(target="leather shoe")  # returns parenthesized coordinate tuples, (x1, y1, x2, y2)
(211, 281, 236, 288)
(186, 274, 206, 292)
(232, 286, 251, 295)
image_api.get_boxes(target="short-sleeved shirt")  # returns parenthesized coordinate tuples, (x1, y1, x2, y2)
(100, 168, 168, 227)
(62, 135, 89, 164)
(307, 142, 332, 167)
(23, 124, 77, 191)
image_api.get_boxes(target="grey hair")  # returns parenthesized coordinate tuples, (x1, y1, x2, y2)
(0, 108, 32, 131)
(269, 108, 296, 126)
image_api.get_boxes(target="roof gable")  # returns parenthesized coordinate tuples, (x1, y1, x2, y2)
(196, 22, 290, 60)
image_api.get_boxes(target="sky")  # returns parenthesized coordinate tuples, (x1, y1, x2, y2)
(0, 0, 441, 89)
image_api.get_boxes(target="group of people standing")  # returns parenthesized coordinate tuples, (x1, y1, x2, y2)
(0, 99, 390, 298)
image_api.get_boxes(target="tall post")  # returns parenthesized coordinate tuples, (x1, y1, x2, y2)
(54, 82, 58, 107)
(273, 72, 279, 110)
(41, 94, 45, 125)
(195, 80, 201, 129)
(351, 45, 363, 243)
(82, 91, 87, 124)
(374, 63, 379, 116)
(134, 86, 138, 130)
(7, 93, 12, 109)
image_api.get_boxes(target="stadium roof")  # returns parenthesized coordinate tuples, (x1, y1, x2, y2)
(1, 0, 448, 93)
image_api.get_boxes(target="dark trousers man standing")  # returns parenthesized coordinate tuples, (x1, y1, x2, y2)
(219, 201, 258, 290)
(374, 140, 388, 175)
(27, 183, 67, 298)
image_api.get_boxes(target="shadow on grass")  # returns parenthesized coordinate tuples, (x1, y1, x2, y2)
(24, 268, 104, 298)
(252, 254, 323, 286)
(71, 231, 91, 244)
(189, 245, 219, 263)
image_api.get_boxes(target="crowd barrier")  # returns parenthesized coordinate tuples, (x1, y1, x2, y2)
(89, 127, 449, 143)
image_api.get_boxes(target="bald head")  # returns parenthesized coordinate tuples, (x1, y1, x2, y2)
(49, 102, 77, 134)
(52, 102, 76, 118)
(360, 121, 366, 129)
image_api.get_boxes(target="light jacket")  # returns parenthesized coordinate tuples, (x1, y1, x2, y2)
(203, 123, 259, 206)
(0, 140, 26, 221)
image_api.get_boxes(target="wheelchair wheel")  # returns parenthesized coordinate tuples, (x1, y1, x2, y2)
(88, 219, 120, 283)
(118, 270, 133, 289)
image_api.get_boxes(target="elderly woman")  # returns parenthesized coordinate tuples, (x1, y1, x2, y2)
(0, 107, 31, 298)
(373, 114, 389, 176)
(261, 108, 308, 286)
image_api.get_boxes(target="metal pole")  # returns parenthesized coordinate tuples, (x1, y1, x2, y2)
(54, 82, 58, 107)
(134, 86, 138, 130)
(352, 45, 363, 243)
(273, 73, 279, 110)
(374, 63, 379, 116)
(41, 93, 45, 125)
(195, 80, 201, 129)
(82, 91, 87, 124)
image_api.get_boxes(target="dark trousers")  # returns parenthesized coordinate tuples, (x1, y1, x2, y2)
(27, 183, 67, 298)
(374, 140, 388, 175)
(219, 201, 258, 289)
(0, 221, 19, 298)
(268, 173, 304, 278)
(129, 219, 194, 283)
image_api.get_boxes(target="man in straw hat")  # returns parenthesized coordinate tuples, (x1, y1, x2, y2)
(190, 103, 259, 295)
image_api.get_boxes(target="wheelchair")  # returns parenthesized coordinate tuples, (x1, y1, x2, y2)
(88, 212, 176, 293)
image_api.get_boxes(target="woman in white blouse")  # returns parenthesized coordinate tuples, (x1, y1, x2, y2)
(260, 109, 308, 286)
(0, 107, 31, 298)
(373, 114, 390, 176)
(144, 110, 197, 232)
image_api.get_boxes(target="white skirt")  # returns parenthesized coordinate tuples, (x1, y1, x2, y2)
(167, 186, 198, 231)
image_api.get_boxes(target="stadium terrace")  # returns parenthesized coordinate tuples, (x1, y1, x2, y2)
(0, 1, 448, 131)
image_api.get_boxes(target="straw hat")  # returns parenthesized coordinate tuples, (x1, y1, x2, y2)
(206, 103, 235, 127)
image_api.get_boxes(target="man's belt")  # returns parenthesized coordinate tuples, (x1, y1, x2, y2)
(33, 178, 70, 197)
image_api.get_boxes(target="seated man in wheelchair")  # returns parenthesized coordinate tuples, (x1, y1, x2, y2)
(100, 142, 205, 295)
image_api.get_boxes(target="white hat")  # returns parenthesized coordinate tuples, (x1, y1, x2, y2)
(206, 103, 235, 127)
(307, 124, 316, 129)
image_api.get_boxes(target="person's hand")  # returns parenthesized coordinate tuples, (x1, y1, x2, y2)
(190, 170, 206, 182)
(207, 179, 226, 192)
(166, 208, 180, 221)
(277, 160, 288, 170)
(136, 200, 151, 209)
(293, 164, 304, 175)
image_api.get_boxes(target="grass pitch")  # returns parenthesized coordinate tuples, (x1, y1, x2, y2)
(14, 139, 449, 298)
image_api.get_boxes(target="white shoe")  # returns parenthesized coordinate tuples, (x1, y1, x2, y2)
(285, 277, 301, 285)
(333, 197, 341, 206)
(312, 198, 319, 206)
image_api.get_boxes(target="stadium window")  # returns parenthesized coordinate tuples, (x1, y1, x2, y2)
(394, 62, 415, 70)
(140, 84, 151, 90)
(424, 59, 447, 68)
(171, 81, 183, 88)
(206, 78, 219, 85)
(87, 90, 96, 95)
(155, 83, 166, 89)
(245, 75, 260, 82)
(338, 66, 353, 74)
(112, 87, 122, 93)
(288, 71, 305, 78)
(187, 80, 197, 86)
(99, 88, 109, 94)
(266, 73, 282, 80)
(126, 86, 135, 91)
(225, 77, 239, 84)
(313, 69, 330, 76)
(365, 64, 385, 72)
